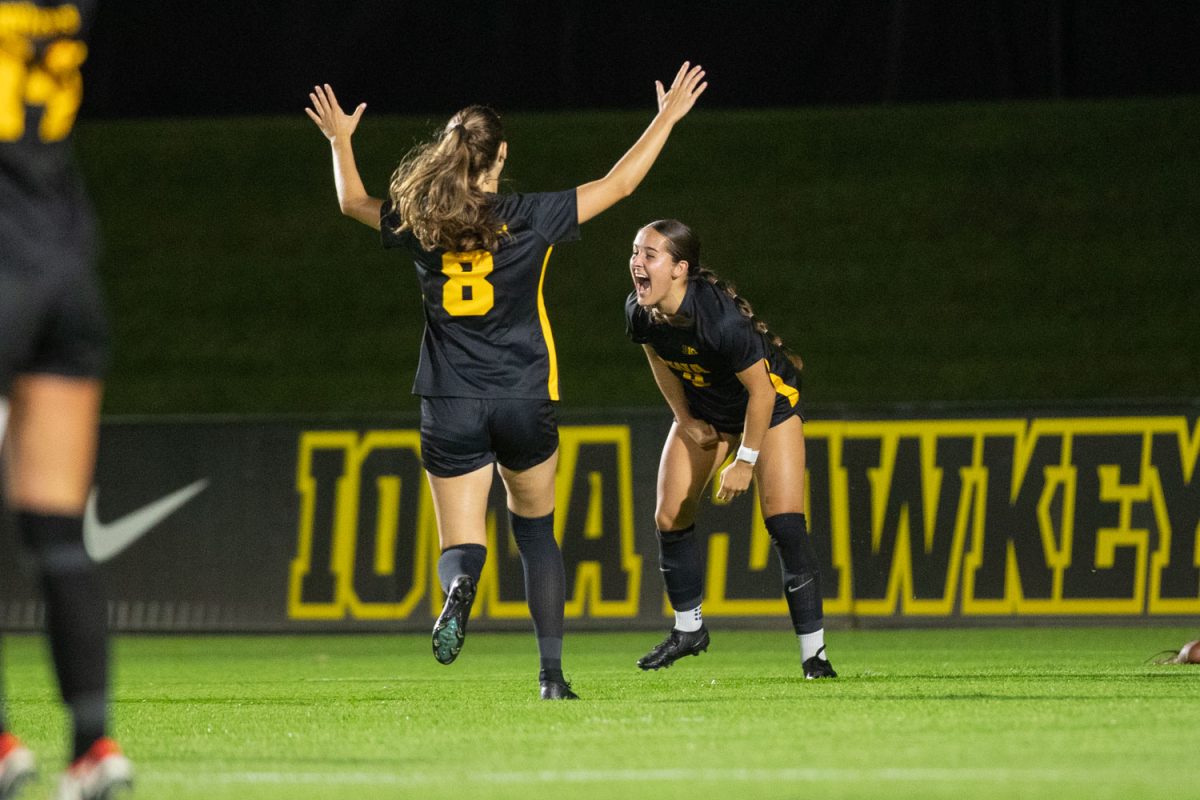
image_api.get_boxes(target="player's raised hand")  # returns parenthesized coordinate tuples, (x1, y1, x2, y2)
(306, 84, 366, 143)
(655, 62, 707, 123)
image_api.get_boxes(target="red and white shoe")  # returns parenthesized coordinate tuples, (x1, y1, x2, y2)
(0, 732, 36, 800)
(53, 738, 132, 800)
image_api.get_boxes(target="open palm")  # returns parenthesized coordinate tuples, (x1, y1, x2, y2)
(655, 62, 708, 123)
(305, 83, 366, 142)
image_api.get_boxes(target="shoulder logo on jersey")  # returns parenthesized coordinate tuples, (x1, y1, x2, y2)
(682, 345, 698, 355)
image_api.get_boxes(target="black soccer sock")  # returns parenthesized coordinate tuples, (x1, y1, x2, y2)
(509, 511, 565, 675)
(17, 511, 109, 760)
(657, 525, 704, 613)
(436, 544, 487, 594)
(764, 513, 825, 635)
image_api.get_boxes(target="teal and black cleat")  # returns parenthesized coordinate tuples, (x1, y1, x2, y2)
(432, 575, 477, 665)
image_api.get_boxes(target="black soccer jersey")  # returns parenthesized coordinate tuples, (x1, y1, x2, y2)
(0, 0, 97, 275)
(381, 190, 580, 400)
(626, 278, 802, 433)
(1, 0, 108, 393)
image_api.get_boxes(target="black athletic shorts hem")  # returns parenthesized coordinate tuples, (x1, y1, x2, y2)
(0, 265, 111, 395)
(419, 396, 558, 478)
(701, 397, 804, 436)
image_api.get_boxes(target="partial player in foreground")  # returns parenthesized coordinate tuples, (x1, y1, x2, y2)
(306, 65, 707, 699)
(0, 0, 135, 797)
(625, 220, 835, 679)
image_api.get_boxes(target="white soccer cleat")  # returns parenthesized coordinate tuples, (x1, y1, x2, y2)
(53, 738, 133, 800)
(0, 732, 36, 800)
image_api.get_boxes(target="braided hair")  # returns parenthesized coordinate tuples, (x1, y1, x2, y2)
(645, 219, 803, 372)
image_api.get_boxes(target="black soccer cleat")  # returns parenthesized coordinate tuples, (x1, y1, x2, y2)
(432, 575, 477, 665)
(802, 646, 837, 679)
(637, 626, 710, 671)
(539, 679, 580, 700)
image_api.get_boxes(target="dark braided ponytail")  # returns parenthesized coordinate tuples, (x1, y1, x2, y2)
(645, 219, 803, 372)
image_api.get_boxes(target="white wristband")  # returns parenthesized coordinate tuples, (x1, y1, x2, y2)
(736, 445, 759, 465)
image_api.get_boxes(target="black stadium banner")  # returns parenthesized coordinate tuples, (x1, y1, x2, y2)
(2, 409, 1199, 632)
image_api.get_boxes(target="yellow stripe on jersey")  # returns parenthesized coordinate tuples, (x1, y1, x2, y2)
(769, 372, 799, 407)
(537, 246, 559, 401)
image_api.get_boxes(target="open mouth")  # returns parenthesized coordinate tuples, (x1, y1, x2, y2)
(632, 269, 651, 297)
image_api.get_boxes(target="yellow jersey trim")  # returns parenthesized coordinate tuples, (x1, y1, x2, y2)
(769, 372, 799, 407)
(537, 246, 559, 401)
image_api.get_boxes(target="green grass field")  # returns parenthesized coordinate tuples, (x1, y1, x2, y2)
(3, 627, 1196, 799)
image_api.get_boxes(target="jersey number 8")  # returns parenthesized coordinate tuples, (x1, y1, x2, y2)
(441, 251, 495, 316)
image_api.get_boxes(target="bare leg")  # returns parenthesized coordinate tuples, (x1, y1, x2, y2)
(636, 425, 734, 671)
(755, 414, 806, 518)
(654, 422, 732, 532)
(498, 449, 557, 518)
(3, 375, 101, 513)
(426, 463, 493, 665)
(2, 375, 115, 754)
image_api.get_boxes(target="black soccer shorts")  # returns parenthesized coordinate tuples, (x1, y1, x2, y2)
(0, 264, 111, 395)
(419, 396, 558, 478)
(700, 394, 805, 436)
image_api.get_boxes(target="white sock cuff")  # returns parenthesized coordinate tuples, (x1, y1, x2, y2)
(799, 630, 827, 661)
(674, 605, 703, 632)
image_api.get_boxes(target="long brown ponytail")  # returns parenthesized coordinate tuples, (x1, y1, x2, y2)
(645, 219, 803, 372)
(388, 105, 505, 252)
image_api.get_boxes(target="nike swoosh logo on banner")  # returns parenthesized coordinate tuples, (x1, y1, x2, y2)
(84, 478, 209, 563)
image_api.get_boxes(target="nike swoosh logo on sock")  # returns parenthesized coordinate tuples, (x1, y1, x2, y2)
(84, 478, 209, 563)
(788, 577, 815, 593)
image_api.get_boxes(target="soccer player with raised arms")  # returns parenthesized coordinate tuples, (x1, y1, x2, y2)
(306, 64, 707, 699)
(625, 219, 836, 679)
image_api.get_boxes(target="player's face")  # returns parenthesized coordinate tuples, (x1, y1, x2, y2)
(630, 227, 685, 307)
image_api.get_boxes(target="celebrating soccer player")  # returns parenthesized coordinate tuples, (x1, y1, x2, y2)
(306, 64, 707, 699)
(625, 219, 836, 679)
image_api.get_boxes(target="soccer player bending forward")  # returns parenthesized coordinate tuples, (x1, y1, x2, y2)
(625, 220, 836, 679)
(307, 65, 707, 699)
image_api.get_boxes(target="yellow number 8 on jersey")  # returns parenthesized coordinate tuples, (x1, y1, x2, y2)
(441, 251, 495, 316)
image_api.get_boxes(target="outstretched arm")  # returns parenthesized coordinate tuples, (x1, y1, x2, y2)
(306, 83, 384, 230)
(576, 62, 708, 225)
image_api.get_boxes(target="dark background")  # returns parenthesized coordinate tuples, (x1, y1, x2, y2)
(63, 0, 1200, 414)
(82, 0, 1200, 117)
